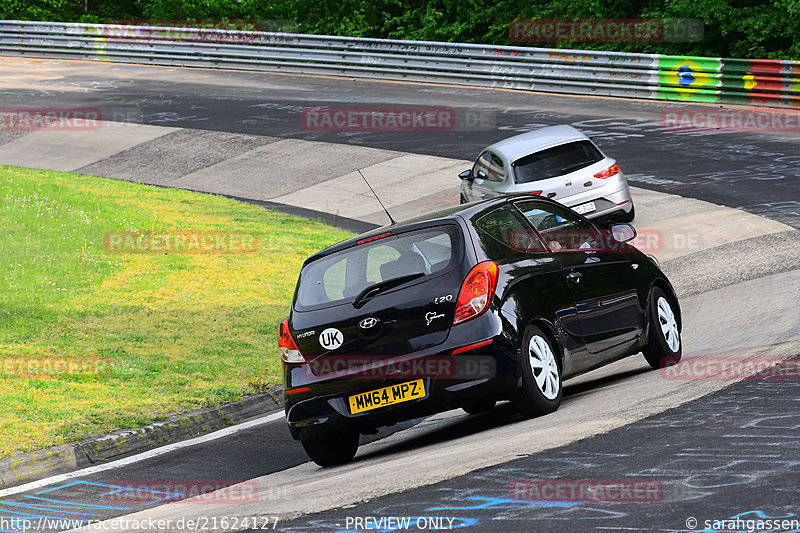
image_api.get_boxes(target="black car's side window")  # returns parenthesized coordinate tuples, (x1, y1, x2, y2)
(514, 200, 603, 253)
(474, 205, 546, 260)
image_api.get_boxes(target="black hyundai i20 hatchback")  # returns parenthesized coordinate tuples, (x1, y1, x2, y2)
(280, 194, 682, 466)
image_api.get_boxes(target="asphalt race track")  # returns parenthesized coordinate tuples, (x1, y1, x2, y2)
(1, 57, 799, 533)
(2, 59, 799, 228)
(274, 372, 800, 533)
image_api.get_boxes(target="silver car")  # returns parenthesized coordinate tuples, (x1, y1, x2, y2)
(459, 125, 634, 222)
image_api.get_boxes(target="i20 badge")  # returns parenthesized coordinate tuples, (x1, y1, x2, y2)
(319, 328, 343, 350)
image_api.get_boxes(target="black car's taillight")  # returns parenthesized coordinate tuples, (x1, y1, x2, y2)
(453, 261, 499, 325)
(279, 318, 306, 363)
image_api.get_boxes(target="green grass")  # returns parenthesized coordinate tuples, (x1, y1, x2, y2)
(0, 166, 352, 457)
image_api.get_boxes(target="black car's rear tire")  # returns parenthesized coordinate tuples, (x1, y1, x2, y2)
(300, 430, 359, 467)
(462, 399, 496, 415)
(642, 286, 682, 369)
(514, 325, 562, 418)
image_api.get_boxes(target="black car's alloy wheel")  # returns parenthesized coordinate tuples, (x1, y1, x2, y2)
(301, 430, 360, 467)
(642, 286, 682, 369)
(515, 325, 562, 417)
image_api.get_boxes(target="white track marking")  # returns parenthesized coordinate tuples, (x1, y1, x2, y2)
(0, 411, 285, 498)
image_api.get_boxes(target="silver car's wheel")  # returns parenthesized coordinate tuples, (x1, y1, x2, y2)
(515, 325, 562, 417)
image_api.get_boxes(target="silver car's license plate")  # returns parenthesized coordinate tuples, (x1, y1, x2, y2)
(573, 201, 596, 215)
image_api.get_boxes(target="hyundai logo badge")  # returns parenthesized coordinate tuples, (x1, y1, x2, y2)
(359, 317, 380, 329)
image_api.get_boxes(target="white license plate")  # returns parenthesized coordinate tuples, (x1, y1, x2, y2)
(573, 201, 596, 215)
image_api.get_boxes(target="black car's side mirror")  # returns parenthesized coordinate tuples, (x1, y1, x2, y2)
(458, 169, 473, 180)
(476, 170, 487, 179)
(610, 223, 636, 243)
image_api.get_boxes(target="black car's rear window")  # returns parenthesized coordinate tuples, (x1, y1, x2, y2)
(295, 225, 461, 310)
(513, 140, 604, 184)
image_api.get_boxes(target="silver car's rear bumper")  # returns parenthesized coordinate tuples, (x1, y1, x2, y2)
(561, 176, 633, 220)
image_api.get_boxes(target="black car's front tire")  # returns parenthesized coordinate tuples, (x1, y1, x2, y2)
(514, 325, 562, 418)
(301, 430, 359, 467)
(642, 286, 682, 369)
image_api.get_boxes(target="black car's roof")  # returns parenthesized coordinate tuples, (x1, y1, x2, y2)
(303, 194, 558, 265)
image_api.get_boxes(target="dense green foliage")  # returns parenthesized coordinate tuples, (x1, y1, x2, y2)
(0, 0, 797, 60)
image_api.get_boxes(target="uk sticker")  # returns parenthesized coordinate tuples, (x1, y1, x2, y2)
(319, 328, 343, 350)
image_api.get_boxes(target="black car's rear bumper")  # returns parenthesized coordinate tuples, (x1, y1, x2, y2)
(283, 316, 518, 441)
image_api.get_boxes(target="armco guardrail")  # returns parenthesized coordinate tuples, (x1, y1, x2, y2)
(1, 20, 798, 109)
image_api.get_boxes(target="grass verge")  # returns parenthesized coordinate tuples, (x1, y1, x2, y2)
(0, 166, 352, 457)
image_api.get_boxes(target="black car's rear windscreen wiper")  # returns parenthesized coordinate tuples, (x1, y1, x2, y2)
(352, 272, 425, 308)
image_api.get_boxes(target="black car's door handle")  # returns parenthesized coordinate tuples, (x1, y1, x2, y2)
(566, 271, 582, 283)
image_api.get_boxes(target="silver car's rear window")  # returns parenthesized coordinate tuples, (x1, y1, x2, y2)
(513, 140, 604, 184)
(295, 226, 460, 310)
